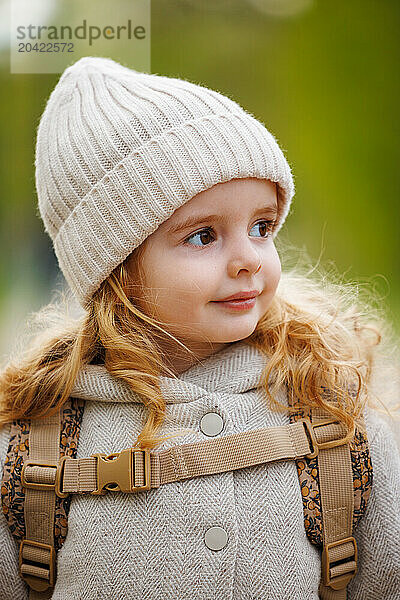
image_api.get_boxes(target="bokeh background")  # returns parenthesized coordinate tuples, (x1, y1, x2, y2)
(0, 0, 399, 360)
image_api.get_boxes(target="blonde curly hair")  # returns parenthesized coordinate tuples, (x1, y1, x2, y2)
(0, 240, 398, 451)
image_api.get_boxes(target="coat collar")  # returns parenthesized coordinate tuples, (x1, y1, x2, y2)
(70, 339, 268, 404)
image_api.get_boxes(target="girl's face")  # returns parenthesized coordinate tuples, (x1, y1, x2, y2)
(127, 177, 281, 369)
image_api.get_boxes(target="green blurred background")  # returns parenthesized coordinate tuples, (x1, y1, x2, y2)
(0, 0, 399, 358)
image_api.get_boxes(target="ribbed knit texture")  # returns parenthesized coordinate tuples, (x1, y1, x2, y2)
(1, 339, 399, 599)
(35, 56, 295, 308)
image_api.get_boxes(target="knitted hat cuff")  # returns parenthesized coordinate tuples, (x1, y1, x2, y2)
(54, 110, 294, 307)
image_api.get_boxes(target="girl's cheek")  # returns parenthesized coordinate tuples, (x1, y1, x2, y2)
(271, 245, 282, 273)
(266, 255, 282, 292)
(275, 263, 282, 287)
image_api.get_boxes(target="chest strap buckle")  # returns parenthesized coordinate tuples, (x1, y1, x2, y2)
(91, 447, 151, 494)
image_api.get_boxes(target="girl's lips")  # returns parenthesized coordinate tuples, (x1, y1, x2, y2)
(212, 297, 257, 310)
(217, 290, 260, 302)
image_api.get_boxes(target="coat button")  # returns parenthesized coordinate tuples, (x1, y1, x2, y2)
(204, 526, 228, 551)
(199, 412, 224, 437)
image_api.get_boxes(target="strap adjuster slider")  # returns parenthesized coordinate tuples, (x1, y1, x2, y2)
(322, 536, 358, 589)
(19, 539, 55, 592)
(21, 460, 58, 491)
(21, 458, 70, 498)
(300, 418, 349, 459)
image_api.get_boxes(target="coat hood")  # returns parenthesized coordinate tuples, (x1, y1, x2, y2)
(70, 339, 269, 405)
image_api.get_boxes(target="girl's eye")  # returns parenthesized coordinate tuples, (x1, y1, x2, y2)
(183, 220, 275, 247)
(251, 220, 275, 239)
(184, 227, 215, 247)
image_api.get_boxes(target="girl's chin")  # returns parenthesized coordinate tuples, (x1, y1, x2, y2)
(203, 318, 260, 340)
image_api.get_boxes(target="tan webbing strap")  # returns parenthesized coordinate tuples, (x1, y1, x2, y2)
(59, 420, 315, 494)
(20, 414, 358, 598)
(314, 411, 357, 599)
(21, 410, 61, 599)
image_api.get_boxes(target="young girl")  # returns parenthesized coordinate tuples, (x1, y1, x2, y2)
(0, 56, 399, 600)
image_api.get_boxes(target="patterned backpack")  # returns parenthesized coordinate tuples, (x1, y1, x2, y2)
(1, 394, 372, 600)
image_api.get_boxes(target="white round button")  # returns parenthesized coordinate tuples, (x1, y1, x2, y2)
(204, 526, 228, 551)
(200, 412, 224, 437)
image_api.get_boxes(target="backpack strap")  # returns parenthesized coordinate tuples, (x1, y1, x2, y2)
(314, 412, 357, 599)
(1, 398, 85, 597)
(20, 410, 61, 599)
(18, 419, 318, 594)
(25, 420, 315, 494)
(5, 410, 367, 597)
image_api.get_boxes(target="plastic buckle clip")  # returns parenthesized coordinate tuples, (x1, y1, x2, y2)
(322, 536, 358, 590)
(91, 447, 151, 494)
(19, 539, 55, 592)
(301, 418, 349, 459)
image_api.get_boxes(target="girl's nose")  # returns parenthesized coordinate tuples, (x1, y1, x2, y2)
(226, 245, 262, 278)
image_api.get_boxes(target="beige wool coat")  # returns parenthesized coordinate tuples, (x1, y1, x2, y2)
(1, 339, 399, 599)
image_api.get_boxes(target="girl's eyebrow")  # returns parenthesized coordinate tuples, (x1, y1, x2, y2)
(166, 203, 278, 235)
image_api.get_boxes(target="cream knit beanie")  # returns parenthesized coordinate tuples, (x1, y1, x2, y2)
(35, 56, 295, 309)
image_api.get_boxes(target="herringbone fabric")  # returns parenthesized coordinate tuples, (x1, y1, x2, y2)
(0, 339, 399, 599)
